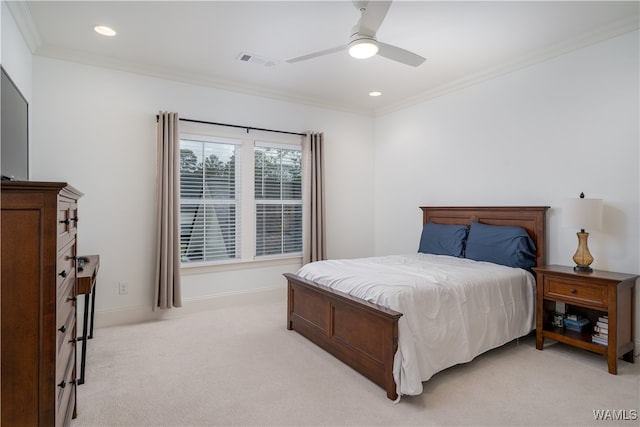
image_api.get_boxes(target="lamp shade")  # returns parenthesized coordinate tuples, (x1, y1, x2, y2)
(562, 197, 603, 230)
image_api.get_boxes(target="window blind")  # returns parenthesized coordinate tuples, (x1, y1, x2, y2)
(254, 144, 302, 257)
(179, 138, 239, 263)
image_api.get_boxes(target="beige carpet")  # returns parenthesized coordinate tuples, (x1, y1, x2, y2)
(72, 299, 639, 426)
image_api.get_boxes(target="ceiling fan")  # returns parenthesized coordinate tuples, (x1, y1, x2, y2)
(286, 0, 425, 67)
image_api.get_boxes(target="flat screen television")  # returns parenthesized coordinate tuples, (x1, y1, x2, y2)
(1, 66, 29, 181)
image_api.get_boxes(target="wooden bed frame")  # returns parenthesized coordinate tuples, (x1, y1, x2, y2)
(285, 206, 548, 400)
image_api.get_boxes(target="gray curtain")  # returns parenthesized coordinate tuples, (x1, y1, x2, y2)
(154, 111, 182, 309)
(302, 132, 327, 264)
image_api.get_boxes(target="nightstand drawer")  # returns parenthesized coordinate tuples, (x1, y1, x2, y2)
(544, 277, 607, 309)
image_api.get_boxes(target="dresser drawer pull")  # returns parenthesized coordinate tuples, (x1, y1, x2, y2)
(60, 217, 79, 225)
(58, 325, 67, 333)
(67, 296, 77, 302)
(59, 270, 67, 278)
(58, 380, 66, 389)
(570, 289, 577, 294)
(69, 337, 77, 344)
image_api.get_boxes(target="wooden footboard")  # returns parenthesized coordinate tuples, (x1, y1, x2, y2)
(285, 273, 402, 400)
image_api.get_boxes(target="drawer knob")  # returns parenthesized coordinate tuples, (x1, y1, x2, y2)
(69, 337, 77, 344)
(60, 218, 70, 225)
(58, 325, 67, 333)
(67, 296, 77, 302)
(570, 289, 577, 294)
(59, 270, 67, 278)
(58, 380, 66, 389)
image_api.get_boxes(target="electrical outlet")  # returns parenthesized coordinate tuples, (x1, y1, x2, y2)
(118, 282, 129, 295)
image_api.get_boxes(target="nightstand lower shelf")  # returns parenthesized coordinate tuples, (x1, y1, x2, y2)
(541, 327, 607, 355)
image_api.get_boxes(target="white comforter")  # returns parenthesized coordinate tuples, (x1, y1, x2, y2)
(295, 253, 536, 397)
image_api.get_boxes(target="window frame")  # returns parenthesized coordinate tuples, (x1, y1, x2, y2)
(178, 125, 304, 270)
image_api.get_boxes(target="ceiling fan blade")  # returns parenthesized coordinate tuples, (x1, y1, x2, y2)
(286, 45, 347, 63)
(377, 41, 426, 67)
(355, 0, 392, 35)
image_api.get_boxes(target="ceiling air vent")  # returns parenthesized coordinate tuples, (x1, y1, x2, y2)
(236, 52, 276, 68)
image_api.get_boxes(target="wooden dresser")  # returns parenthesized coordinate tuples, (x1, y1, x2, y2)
(1, 181, 83, 426)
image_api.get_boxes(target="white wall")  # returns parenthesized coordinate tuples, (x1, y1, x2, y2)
(373, 31, 639, 341)
(1, 2, 32, 101)
(31, 57, 374, 324)
(1, 1, 33, 184)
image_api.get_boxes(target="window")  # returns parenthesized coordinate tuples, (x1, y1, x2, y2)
(179, 137, 238, 263)
(254, 143, 302, 257)
(179, 130, 302, 266)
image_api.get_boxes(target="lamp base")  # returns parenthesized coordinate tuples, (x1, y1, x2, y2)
(573, 265, 593, 273)
(572, 231, 595, 274)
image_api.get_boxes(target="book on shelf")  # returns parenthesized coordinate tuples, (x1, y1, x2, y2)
(592, 315, 608, 345)
(593, 325, 608, 334)
(592, 334, 608, 346)
(595, 321, 609, 330)
(592, 328, 608, 337)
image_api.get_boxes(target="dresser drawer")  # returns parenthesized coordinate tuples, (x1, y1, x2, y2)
(57, 241, 76, 293)
(544, 277, 608, 309)
(57, 200, 78, 249)
(56, 318, 76, 383)
(56, 378, 76, 427)
(57, 308, 76, 357)
(57, 278, 76, 342)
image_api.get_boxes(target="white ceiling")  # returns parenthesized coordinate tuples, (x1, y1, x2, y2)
(10, 1, 640, 115)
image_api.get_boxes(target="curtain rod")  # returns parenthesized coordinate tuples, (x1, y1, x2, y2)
(156, 115, 306, 137)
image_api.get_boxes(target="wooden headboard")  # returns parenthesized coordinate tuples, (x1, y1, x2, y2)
(420, 206, 549, 267)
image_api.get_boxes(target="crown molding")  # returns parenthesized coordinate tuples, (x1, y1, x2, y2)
(375, 15, 639, 116)
(5, 0, 42, 52)
(34, 44, 374, 117)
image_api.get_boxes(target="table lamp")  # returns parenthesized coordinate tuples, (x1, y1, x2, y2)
(562, 192, 603, 272)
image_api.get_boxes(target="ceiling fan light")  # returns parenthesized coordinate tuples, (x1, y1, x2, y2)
(348, 39, 378, 59)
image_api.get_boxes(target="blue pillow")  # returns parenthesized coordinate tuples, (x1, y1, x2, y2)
(418, 222, 469, 257)
(465, 222, 536, 270)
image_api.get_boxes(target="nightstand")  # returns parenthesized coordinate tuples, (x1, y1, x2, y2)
(533, 265, 638, 374)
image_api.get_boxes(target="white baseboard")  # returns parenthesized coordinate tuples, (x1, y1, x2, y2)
(93, 285, 286, 328)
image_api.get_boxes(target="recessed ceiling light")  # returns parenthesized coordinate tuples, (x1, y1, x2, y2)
(369, 91, 382, 97)
(94, 25, 116, 37)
